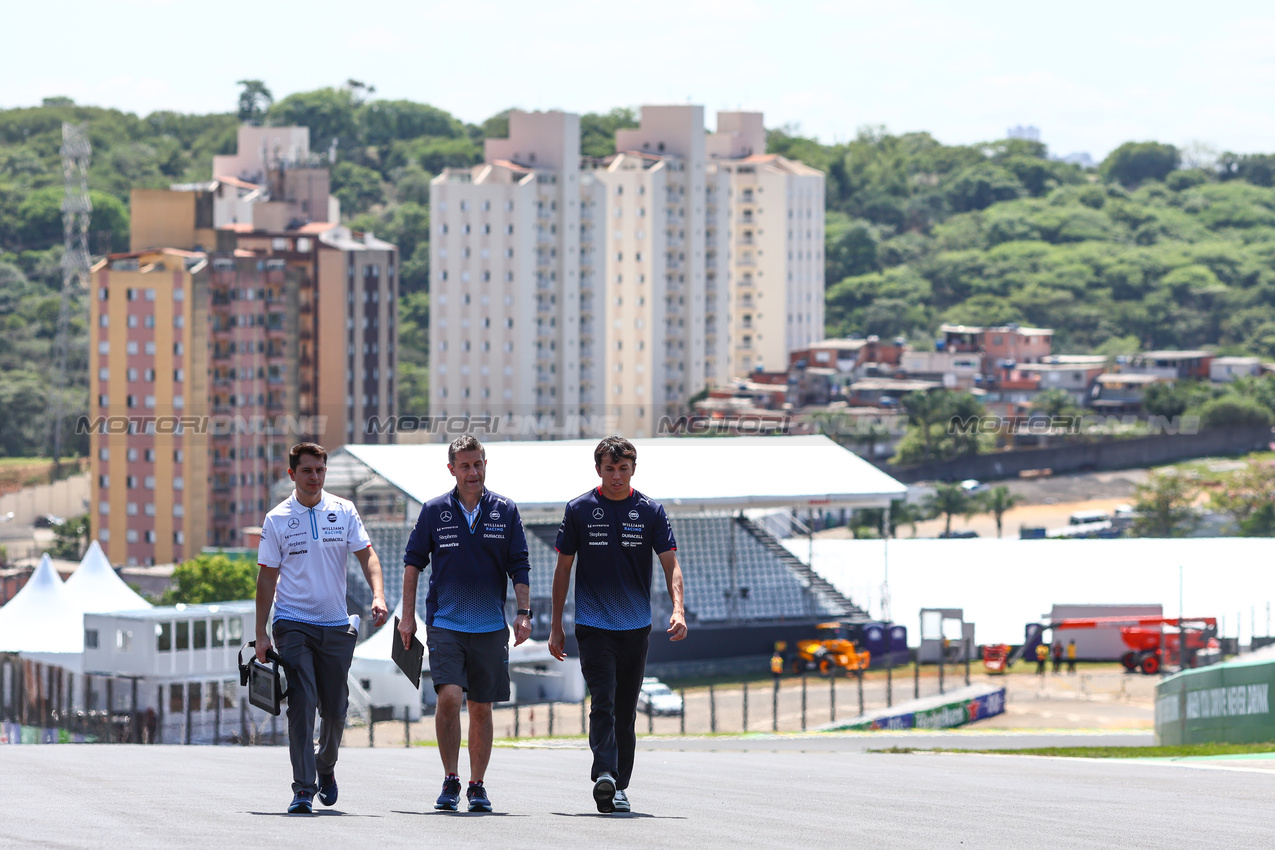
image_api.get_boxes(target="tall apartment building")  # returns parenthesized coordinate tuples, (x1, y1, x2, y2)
(430, 105, 824, 439)
(90, 249, 211, 565)
(706, 112, 825, 375)
(91, 126, 397, 563)
(430, 111, 583, 435)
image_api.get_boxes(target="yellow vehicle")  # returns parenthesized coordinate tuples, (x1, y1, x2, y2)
(789, 622, 871, 676)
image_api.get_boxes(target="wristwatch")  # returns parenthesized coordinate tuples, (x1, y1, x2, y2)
(516, 608, 533, 618)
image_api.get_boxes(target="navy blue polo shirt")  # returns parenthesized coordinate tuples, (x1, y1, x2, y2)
(555, 487, 677, 631)
(404, 488, 530, 632)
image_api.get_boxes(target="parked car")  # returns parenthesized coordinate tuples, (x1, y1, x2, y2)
(960, 479, 989, 494)
(636, 677, 683, 716)
(938, 529, 979, 539)
(34, 514, 64, 529)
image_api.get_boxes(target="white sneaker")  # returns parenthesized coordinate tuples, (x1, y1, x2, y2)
(613, 788, 630, 813)
(593, 772, 616, 813)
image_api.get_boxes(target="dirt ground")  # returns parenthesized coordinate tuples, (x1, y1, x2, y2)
(818, 468, 1153, 540)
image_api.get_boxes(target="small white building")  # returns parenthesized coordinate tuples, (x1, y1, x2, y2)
(82, 601, 274, 744)
(1209, 356, 1261, 383)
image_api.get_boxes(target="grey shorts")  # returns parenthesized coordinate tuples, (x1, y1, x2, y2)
(426, 626, 510, 704)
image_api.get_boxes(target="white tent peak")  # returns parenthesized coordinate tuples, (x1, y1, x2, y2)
(64, 540, 152, 613)
(0, 554, 82, 653)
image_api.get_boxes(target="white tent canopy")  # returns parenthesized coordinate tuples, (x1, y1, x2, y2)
(0, 555, 82, 654)
(336, 435, 907, 518)
(64, 541, 151, 613)
(786, 537, 1275, 647)
(350, 603, 429, 720)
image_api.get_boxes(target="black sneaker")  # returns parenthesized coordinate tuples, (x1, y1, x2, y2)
(593, 772, 616, 813)
(435, 776, 462, 811)
(613, 788, 630, 813)
(466, 782, 492, 813)
(288, 790, 314, 814)
(317, 772, 338, 807)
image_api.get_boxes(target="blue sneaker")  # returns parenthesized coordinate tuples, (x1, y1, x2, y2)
(593, 772, 616, 813)
(466, 782, 492, 812)
(613, 788, 630, 813)
(318, 772, 338, 807)
(288, 790, 314, 814)
(435, 776, 462, 811)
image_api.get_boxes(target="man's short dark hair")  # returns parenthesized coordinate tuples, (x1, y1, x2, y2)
(594, 435, 637, 467)
(448, 435, 486, 465)
(289, 442, 327, 471)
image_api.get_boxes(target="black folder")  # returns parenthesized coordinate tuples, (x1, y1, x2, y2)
(392, 616, 425, 689)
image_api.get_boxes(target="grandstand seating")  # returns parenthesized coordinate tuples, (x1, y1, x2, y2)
(346, 514, 865, 631)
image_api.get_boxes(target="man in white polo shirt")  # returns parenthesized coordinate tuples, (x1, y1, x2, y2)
(256, 442, 389, 814)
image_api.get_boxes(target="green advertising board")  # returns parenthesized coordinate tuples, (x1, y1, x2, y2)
(1155, 655, 1275, 745)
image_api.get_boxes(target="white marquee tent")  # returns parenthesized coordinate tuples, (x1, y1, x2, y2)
(0, 555, 82, 656)
(64, 541, 151, 613)
(786, 537, 1275, 648)
(0, 543, 153, 669)
(350, 603, 584, 720)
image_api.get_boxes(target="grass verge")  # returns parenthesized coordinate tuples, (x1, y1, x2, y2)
(871, 742, 1275, 758)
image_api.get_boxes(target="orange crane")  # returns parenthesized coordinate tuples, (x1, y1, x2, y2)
(986, 615, 1220, 675)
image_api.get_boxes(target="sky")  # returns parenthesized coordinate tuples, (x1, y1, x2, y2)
(3, 0, 1273, 161)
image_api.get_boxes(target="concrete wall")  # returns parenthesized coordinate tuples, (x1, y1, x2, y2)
(0, 475, 89, 527)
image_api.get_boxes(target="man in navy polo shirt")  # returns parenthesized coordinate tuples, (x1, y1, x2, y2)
(399, 435, 532, 813)
(549, 435, 687, 814)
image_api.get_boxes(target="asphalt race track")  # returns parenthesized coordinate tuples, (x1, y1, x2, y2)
(4, 733, 1275, 848)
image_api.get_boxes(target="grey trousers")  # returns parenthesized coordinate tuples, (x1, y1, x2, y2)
(273, 619, 356, 794)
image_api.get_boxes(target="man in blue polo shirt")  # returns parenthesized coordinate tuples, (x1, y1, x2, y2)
(549, 435, 687, 814)
(399, 435, 532, 813)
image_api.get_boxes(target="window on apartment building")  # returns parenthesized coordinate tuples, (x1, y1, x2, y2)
(506, 224, 514, 234)
(99, 315, 108, 328)
(99, 287, 108, 301)
(126, 341, 138, 355)
(99, 475, 109, 488)
(173, 504, 184, 518)
(173, 477, 183, 490)
(144, 504, 155, 517)
(126, 529, 138, 543)
(98, 341, 109, 354)
(460, 201, 469, 212)
(127, 448, 138, 462)
(99, 501, 109, 515)
(144, 342, 156, 355)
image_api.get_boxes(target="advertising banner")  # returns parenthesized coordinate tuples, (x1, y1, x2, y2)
(1156, 656, 1275, 745)
(826, 685, 1006, 732)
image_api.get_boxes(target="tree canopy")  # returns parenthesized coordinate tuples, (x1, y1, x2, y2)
(3, 85, 1275, 454)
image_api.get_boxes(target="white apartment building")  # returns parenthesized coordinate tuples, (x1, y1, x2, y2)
(706, 112, 825, 375)
(430, 111, 583, 437)
(429, 106, 824, 439)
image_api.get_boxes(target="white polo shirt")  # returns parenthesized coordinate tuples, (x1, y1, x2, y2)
(258, 490, 372, 628)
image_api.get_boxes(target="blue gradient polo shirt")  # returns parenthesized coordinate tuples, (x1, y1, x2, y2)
(403, 488, 530, 633)
(555, 487, 677, 631)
